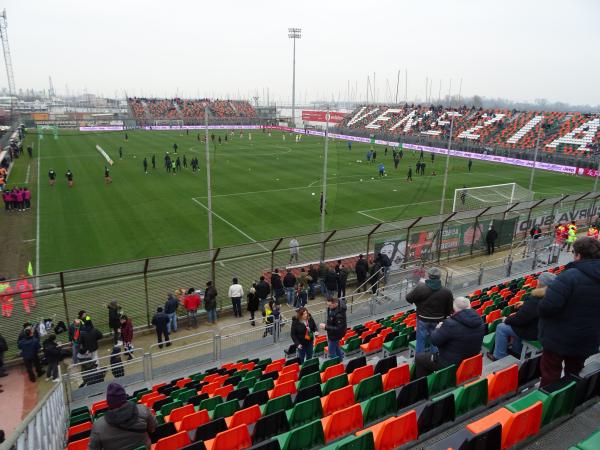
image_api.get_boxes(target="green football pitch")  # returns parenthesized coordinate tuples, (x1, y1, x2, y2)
(8, 129, 595, 274)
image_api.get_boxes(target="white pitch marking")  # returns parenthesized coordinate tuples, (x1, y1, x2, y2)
(191, 198, 269, 251)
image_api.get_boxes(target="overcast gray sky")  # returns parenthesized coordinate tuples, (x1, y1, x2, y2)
(4, 0, 599, 105)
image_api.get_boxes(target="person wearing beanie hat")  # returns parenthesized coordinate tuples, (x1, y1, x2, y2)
(89, 382, 156, 450)
(406, 266, 454, 354)
(539, 237, 600, 387)
(488, 271, 556, 362)
(88, 383, 156, 450)
(415, 296, 484, 378)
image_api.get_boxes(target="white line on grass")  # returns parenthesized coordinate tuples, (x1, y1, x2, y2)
(357, 199, 443, 222)
(24, 164, 31, 184)
(357, 211, 384, 221)
(35, 139, 41, 287)
(191, 198, 270, 252)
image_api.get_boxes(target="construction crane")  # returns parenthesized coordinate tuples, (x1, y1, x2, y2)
(0, 9, 16, 119)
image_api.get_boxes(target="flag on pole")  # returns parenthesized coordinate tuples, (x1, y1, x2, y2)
(27, 261, 33, 277)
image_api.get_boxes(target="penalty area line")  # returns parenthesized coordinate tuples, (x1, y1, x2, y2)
(191, 198, 269, 252)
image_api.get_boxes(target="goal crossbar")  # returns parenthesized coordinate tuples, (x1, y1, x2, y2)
(452, 183, 532, 212)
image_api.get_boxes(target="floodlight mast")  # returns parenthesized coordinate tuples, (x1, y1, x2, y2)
(0, 9, 17, 120)
(288, 28, 301, 127)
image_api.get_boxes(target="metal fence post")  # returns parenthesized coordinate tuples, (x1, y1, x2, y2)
(320, 230, 337, 262)
(143, 352, 152, 381)
(506, 255, 513, 277)
(402, 217, 422, 268)
(478, 265, 484, 285)
(143, 259, 150, 327)
(271, 238, 283, 273)
(366, 223, 383, 259)
(211, 248, 221, 308)
(213, 334, 221, 360)
(437, 212, 456, 263)
(59, 272, 70, 324)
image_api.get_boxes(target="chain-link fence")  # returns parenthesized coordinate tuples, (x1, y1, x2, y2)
(1, 191, 598, 360)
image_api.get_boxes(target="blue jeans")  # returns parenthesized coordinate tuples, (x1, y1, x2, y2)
(319, 280, 327, 297)
(167, 312, 177, 333)
(72, 342, 79, 364)
(328, 339, 344, 361)
(297, 341, 314, 364)
(308, 283, 316, 298)
(493, 323, 523, 359)
(231, 297, 242, 317)
(285, 288, 295, 306)
(416, 319, 439, 354)
(206, 308, 217, 324)
(295, 291, 307, 308)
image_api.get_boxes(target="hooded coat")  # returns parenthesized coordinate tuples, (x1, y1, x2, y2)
(325, 302, 347, 341)
(504, 287, 543, 341)
(406, 279, 454, 322)
(88, 402, 156, 450)
(431, 308, 485, 367)
(538, 259, 600, 358)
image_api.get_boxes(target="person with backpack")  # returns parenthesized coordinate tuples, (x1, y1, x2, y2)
(42, 334, 62, 382)
(107, 300, 122, 345)
(204, 281, 218, 324)
(406, 267, 454, 354)
(182, 288, 201, 329)
(120, 315, 134, 360)
(79, 319, 103, 362)
(247, 283, 259, 326)
(151, 307, 171, 349)
(88, 383, 156, 450)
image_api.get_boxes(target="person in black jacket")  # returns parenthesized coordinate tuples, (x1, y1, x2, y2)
(538, 237, 600, 386)
(291, 307, 318, 364)
(406, 267, 454, 354)
(488, 272, 556, 361)
(107, 300, 122, 345)
(247, 283, 259, 326)
(42, 334, 62, 381)
(271, 269, 284, 304)
(369, 261, 383, 294)
(355, 254, 369, 292)
(255, 276, 270, 313)
(0, 332, 8, 378)
(324, 268, 338, 300)
(486, 225, 498, 255)
(283, 269, 297, 306)
(151, 307, 171, 349)
(164, 293, 180, 333)
(337, 263, 349, 299)
(319, 297, 347, 361)
(415, 297, 484, 378)
(79, 320, 103, 361)
(17, 327, 43, 382)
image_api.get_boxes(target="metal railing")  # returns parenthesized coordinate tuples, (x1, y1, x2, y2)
(1, 380, 67, 450)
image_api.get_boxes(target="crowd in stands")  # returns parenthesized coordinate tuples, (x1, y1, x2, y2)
(127, 98, 257, 122)
(340, 104, 600, 156)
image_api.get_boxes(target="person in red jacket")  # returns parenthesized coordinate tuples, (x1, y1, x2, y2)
(119, 315, 134, 360)
(183, 288, 201, 329)
(0, 285, 13, 318)
(15, 276, 35, 314)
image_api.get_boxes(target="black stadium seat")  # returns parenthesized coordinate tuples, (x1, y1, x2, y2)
(374, 355, 397, 375)
(397, 376, 429, 410)
(194, 417, 227, 442)
(415, 394, 456, 434)
(247, 438, 282, 450)
(179, 441, 207, 450)
(150, 421, 176, 443)
(294, 383, 322, 404)
(242, 389, 270, 409)
(299, 363, 319, 379)
(227, 386, 250, 402)
(345, 356, 367, 374)
(252, 410, 290, 444)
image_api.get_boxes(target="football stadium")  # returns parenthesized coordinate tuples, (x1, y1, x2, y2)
(0, 2, 599, 449)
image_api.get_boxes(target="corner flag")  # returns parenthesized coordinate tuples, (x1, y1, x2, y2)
(27, 261, 33, 277)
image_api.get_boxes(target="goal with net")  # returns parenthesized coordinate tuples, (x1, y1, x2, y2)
(452, 183, 534, 212)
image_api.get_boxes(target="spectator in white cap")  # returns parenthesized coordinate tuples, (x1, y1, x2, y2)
(414, 296, 484, 378)
(406, 266, 454, 354)
(488, 271, 556, 361)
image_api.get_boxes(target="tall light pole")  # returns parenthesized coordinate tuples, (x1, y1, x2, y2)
(204, 107, 213, 255)
(528, 119, 543, 193)
(288, 28, 301, 126)
(320, 109, 330, 261)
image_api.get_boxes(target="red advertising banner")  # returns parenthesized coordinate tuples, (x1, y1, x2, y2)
(301, 110, 346, 123)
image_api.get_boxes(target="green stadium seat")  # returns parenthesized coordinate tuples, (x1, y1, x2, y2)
(302, 357, 319, 369)
(261, 393, 293, 416)
(210, 398, 239, 420)
(571, 428, 600, 450)
(320, 357, 341, 372)
(313, 340, 327, 356)
(506, 381, 576, 426)
(341, 337, 361, 355)
(321, 431, 375, 450)
(321, 373, 349, 396)
(354, 374, 383, 403)
(286, 397, 323, 428)
(297, 372, 321, 391)
(253, 378, 275, 393)
(427, 365, 457, 396)
(198, 396, 222, 413)
(453, 378, 488, 417)
(382, 333, 409, 356)
(482, 332, 495, 352)
(276, 419, 325, 450)
(360, 390, 396, 424)
(237, 377, 257, 391)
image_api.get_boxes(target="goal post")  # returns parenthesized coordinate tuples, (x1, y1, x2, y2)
(452, 182, 534, 212)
